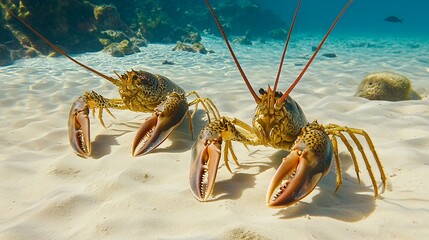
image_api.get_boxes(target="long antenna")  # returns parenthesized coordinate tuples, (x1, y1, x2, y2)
(8, 10, 121, 86)
(272, 0, 302, 94)
(278, 0, 354, 104)
(204, 0, 260, 103)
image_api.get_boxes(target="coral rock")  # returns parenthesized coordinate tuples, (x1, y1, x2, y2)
(94, 5, 129, 32)
(100, 30, 129, 42)
(102, 40, 140, 57)
(172, 42, 208, 54)
(130, 37, 148, 47)
(233, 36, 252, 45)
(356, 72, 421, 101)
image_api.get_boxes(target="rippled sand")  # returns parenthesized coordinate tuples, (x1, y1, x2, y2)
(1, 35, 428, 239)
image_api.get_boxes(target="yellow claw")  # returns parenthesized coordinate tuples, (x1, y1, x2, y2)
(132, 92, 189, 157)
(266, 123, 333, 208)
(68, 96, 91, 158)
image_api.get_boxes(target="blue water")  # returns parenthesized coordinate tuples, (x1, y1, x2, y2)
(259, 0, 428, 38)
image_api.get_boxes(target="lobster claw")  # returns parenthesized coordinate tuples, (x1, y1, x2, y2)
(189, 133, 222, 201)
(68, 96, 91, 157)
(266, 125, 333, 208)
(189, 118, 245, 201)
(132, 92, 189, 156)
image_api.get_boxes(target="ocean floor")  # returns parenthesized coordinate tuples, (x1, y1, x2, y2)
(0, 35, 429, 239)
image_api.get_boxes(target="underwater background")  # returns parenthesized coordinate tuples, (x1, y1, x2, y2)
(1, 0, 427, 66)
(260, 0, 428, 38)
(1, 1, 429, 239)
(259, 0, 429, 38)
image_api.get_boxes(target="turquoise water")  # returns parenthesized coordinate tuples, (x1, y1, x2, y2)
(260, 0, 428, 38)
(1, 2, 429, 238)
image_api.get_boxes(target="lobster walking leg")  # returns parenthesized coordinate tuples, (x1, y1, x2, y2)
(324, 124, 387, 197)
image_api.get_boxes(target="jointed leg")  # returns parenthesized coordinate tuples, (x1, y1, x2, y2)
(187, 92, 259, 173)
(186, 90, 221, 122)
(186, 90, 222, 140)
(186, 110, 194, 139)
(333, 131, 362, 184)
(324, 124, 386, 197)
(84, 91, 128, 128)
(344, 126, 387, 187)
(331, 135, 342, 192)
(345, 127, 386, 195)
(221, 117, 260, 172)
(224, 140, 239, 173)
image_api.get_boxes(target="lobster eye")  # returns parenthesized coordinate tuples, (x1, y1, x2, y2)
(259, 88, 266, 94)
(132, 75, 138, 81)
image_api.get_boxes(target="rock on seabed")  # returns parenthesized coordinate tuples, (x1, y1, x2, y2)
(355, 71, 421, 101)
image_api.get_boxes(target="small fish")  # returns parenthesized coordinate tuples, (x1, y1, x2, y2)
(384, 16, 403, 23)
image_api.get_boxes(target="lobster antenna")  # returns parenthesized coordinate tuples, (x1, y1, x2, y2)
(278, 0, 354, 104)
(204, 0, 260, 103)
(272, 0, 302, 94)
(8, 10, 121, 86)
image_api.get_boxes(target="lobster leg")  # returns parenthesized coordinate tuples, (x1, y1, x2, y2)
(324, 124, 387, 197)
(186, 90, 221, 124)
(68, 91, 127, 157)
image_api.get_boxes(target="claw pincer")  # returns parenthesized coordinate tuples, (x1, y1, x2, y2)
(189, 121, 223, 201)
(68, 96, 91, 157)
(190, 118, 245, 201)
(267, 122, 333, 208)
(132, 92, 189, 156)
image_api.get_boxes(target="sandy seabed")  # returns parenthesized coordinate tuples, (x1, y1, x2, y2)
(1, 35, 429, 239)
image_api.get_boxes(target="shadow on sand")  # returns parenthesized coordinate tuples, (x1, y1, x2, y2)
(90, 131, 130, 159)
(146, 109, 209, 154)
(204, 148, 378, 222)
(212, 160, 272, 201)
(88, 109, 210, 158)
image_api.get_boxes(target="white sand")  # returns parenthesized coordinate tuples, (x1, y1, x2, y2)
(1, 36, 429, 239)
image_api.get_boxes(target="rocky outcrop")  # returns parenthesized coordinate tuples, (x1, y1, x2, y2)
(233, 35, 252, 45)
(356, 72, 421, 101)
(172, 42, 210, 54)
(102, 40, 141, 57)
(0, 0, 286, 63)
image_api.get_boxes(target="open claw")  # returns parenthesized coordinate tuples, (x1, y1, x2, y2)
(266, 123, 333, 208)
(132, 92, 189, 157)
(189, 119, 229, 201)
(68, 96, 91, 157)
(190, 135, 222, 201)
(189, 117, 254, 202)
